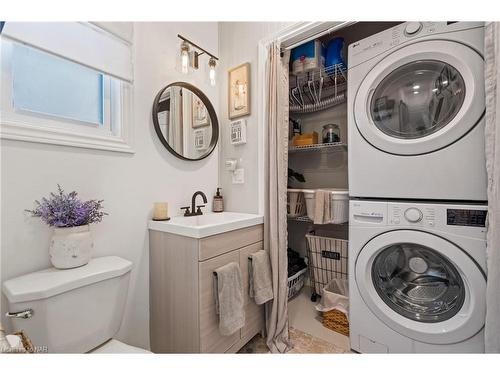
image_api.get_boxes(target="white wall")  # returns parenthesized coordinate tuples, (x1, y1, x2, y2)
(218, 22, 294, 214)
(0, 22, 219, 349)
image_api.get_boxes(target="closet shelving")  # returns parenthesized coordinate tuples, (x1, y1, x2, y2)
(288, 141, 347, 154)
(288, 215, 349, 224)
(289, 63, 347, 114)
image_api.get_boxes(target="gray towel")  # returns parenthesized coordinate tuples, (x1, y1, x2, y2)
(213, 262, 245, 336)
(314, 189, 331, 224)
(248, 250, 274, 305)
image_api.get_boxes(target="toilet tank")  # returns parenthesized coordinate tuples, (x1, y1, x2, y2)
(2, 256, 132, 353)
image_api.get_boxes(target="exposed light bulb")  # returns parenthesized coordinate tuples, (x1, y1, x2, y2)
(181, 41, 190, 74)
(209, 57, 216, 86)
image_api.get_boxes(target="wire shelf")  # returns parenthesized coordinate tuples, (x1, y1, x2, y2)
(289, 63, 347, 114)
(287, 216, 349, 225)
(288, 142, 347, 154)
(288, 215, 313, 223)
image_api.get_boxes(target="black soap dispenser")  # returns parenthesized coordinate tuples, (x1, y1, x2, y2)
(212, 188, 224, 213)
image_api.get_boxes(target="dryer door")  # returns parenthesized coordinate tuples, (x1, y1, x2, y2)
(353, 40, 484, 155)
(355, 230, 485, 344)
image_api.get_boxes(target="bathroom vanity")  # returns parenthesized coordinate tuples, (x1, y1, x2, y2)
(148, 212, 265, 353)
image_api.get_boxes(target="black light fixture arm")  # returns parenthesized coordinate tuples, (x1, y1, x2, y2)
(177, 34, 219, 61)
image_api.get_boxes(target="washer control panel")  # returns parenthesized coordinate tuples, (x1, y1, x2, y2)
(350, 200, 487, 238)
(390, 204, 435, 227)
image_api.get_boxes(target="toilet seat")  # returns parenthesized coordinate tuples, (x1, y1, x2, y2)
(90, 339, 152, 354)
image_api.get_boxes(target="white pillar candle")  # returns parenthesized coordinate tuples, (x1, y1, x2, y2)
(153, 202, 168, 220)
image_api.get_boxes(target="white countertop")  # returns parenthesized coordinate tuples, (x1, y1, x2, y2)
(148, 211, 264, 239)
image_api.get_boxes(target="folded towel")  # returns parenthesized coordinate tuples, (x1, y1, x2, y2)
(248, 250, 274, 305)
(313, 190, 331, 224)
(213, 262, 245, 336)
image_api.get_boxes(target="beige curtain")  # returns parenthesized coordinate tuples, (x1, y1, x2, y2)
(485, 22, 500, 353)
(264, 41, 292, 353)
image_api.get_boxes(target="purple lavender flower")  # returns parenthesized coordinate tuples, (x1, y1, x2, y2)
(26, 185, 107, 227)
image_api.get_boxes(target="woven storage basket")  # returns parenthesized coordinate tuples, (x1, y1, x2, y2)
(322, 309, 349, 336)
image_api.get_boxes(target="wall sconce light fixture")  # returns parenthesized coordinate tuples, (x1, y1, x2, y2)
(178, 34, 219, 86)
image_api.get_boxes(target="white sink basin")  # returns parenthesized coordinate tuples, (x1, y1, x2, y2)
(148, 212, 264, 238)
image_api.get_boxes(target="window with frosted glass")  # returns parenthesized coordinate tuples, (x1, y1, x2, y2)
(12, 43, 104, 125)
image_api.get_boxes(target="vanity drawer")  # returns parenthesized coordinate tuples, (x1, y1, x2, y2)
(198, 224, 263, 261)
(199, 251, 241, 353)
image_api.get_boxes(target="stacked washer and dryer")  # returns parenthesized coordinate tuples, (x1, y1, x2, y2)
(347, 22, 488, 353)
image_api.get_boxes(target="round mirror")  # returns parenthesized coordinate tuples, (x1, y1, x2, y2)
(152, 82, 219, 160)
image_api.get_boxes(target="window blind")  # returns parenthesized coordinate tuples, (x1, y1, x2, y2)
(1, 22, 133, 82)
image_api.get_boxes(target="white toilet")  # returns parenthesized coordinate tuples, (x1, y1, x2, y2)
(2, 256, 150, 353)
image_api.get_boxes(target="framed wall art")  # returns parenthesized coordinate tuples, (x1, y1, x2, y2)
(228, 62, 250, 119)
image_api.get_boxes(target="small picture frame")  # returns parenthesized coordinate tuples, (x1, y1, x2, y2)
(192, 95, 210, 128)
(194, 129, 208, 150)
(228, 62, 250, 119)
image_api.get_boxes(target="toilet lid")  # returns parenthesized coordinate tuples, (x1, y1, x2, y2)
(2, 256, 132, 303)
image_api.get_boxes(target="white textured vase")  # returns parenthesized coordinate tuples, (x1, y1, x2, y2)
(49, 225, 93, 269)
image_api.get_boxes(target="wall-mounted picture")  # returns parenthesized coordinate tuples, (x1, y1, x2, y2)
(228, 62, 250, 119)
(192, 95, 210, 128)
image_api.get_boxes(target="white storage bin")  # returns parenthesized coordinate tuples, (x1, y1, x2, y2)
(330, 190, 349, 224)
(302, 189, 316, 220)
(303, 189, 349, 223)
(287, 189, 306, 218)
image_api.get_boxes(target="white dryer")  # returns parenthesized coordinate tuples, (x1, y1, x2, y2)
(348, 22, 487, 201)
(349, 199, 487, 353)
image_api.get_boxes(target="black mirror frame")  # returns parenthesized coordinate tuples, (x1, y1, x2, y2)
(152, 82, 219, 161)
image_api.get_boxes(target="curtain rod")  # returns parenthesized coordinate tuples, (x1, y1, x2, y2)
(281, 21, 357, 51)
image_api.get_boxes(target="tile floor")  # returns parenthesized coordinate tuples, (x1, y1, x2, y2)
(239, 327, 348, 354)
(239, 286, 351, 354)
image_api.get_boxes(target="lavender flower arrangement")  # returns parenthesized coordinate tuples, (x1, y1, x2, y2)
(26, 185, 107, 228)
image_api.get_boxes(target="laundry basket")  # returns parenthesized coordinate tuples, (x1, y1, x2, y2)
(306, 233, 348, 301)
(287, 189, 306, 218)
(287, 268, 307, 300)
(315, 279, 350, 336)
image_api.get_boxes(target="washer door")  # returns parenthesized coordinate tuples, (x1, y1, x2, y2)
(354, 40, 484, 155)
(355, 230, 485, 344)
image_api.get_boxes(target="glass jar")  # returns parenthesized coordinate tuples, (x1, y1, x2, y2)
(322, 124, 340, 143)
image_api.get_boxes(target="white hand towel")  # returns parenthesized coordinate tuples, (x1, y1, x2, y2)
(249, 250, 274, 305)
(313, 189, 331, 224)
(213, 262, 245, 336)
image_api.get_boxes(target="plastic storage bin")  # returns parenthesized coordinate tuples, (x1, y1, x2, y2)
(330, 190, 349, 224)
(287, 189, 306, 218)
(287, 268, 307, 300)
(303, 189, 349, 223)
(291, 40, 326, 75)
(303, 189, 316, 220)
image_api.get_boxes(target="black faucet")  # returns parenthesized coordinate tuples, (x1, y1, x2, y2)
(181, 191, 208, 216)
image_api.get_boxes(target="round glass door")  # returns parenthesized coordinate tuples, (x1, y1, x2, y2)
(355, 230, 486, 344)
(372, 243, 465, 323)
(353, 40, 485, 155)
(371, 60, 465, 139)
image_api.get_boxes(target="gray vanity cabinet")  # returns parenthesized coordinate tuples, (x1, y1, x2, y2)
(149, 224, 265, 353)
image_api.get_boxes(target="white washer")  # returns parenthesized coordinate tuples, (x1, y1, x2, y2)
(348, 22, 487, 201)
(349, 199, 487, 353)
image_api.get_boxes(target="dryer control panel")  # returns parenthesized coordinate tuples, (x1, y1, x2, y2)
(348, 21, 484, 69)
